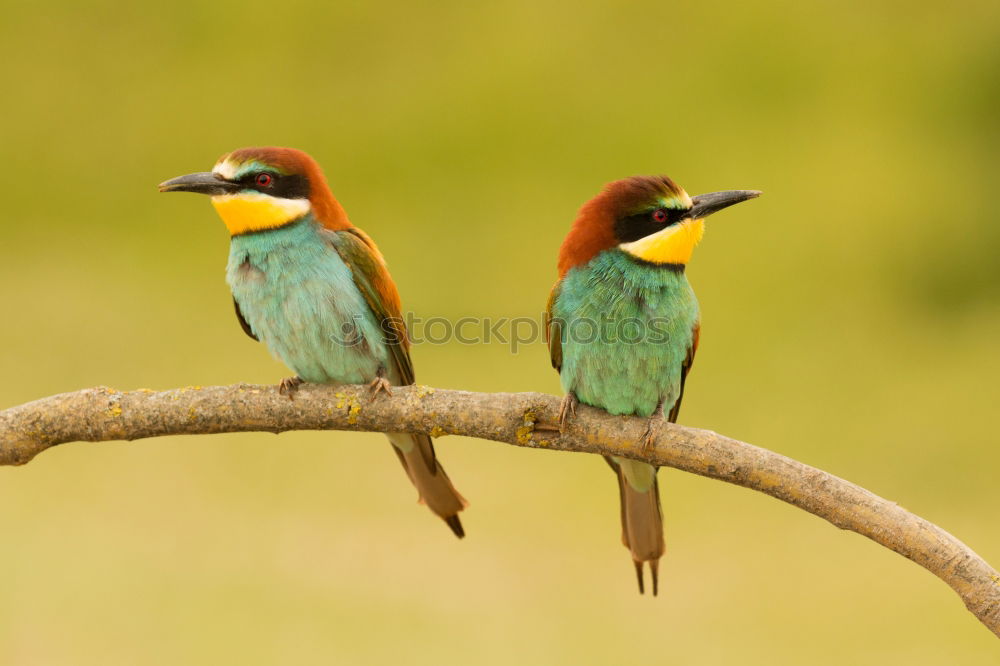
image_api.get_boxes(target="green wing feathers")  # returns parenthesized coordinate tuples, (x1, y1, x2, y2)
(545, 279, 564, 371)
(328, 228, 415, 385)
(668, 322, 699, 423)
(328, 227, 467, 537)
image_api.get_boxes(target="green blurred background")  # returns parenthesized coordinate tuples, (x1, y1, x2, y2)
(1, 0, 998, 662)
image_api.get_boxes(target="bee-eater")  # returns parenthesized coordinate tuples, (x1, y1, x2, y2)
(546, 176, 759, 593)
(158, 146, 467, 537)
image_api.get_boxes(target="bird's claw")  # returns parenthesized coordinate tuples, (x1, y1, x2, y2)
(640, 422, 657, 451)
(368, 376, 393, 401)
(278, 376, 303, 400)
(640, 406, 665, 452)
(558, 393, 578, 433)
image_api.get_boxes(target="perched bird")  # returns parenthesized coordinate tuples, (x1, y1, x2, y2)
(158, 146, 467, 537)
(546, 176, 759, 593)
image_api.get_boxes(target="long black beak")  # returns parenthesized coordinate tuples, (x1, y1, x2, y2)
(685, 189, 761, 220)
(157, 171, 241, 195)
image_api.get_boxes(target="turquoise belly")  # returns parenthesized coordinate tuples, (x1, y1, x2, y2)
(225, 219, 389, 384)
(552, 250, 699, 417)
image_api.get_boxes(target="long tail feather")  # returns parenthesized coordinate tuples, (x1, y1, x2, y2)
(633, 560, 645, 595)
(444, 514, 465, 538)
(389, 433, 467, 538)
(607, 456, 664, 593)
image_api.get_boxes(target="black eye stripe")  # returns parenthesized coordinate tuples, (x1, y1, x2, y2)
(613, 207, 689, 243)
(239, 172, 310, 199)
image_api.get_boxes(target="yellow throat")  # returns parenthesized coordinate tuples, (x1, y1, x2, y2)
(211, 192, 311, 236)
(619, 218, 705, 265)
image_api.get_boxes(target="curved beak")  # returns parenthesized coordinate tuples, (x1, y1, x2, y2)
(158, 171, 241, 195)
(685, 189, 761, 220)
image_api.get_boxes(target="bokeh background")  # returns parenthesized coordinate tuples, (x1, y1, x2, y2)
(1, 0, 998, 663)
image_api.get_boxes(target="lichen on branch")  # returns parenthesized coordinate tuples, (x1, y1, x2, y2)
(1, 382, 998, 638)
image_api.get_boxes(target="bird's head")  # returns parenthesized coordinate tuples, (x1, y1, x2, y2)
(158, 146, 350, 236)
(557, 176, 760, 276)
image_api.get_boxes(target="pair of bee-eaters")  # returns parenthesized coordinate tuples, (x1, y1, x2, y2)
(159, 147, 759, 594)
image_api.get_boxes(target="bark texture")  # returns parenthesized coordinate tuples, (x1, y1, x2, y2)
(1, 383, 997, 637)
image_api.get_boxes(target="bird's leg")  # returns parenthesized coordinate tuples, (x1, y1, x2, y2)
(367, 367, 393, 401)
(533, 392, 578, 433)
(278, 376, 304, 400)
(640, 401, 666, 452)
(558, 392, 579, 433)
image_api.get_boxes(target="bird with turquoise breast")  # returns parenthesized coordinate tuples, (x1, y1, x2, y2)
(159, 146, 467, 537)
(547, 175, 759, 594)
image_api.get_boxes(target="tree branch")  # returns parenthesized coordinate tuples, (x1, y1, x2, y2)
(2, 383, 997, 637)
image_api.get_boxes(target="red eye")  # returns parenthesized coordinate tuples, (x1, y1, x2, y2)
(652, 209, 668, 223)
(256, 173, 273, 187)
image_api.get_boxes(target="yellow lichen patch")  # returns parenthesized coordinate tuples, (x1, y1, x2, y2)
(106, 404, 122, 418)
(538, 439, 550, 447)
(347, 400, 362, 425)
(430, 426, 446, 438)
(515, 425, 533, 444)
(516, 410, 537, 445)
(415, 385, 435, 399)
(334, 393, 363, 424)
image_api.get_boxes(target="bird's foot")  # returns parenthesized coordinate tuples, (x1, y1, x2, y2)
(557, 393, 578, 433)
(640, 405, 666, 453)
(640, 420, 658, 452)
(278, 376, 304, 400)
(367, 375, 393, 401)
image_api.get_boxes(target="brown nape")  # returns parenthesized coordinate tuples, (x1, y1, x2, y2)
(222, 146, 352, 231)
(557, 175, 685, 277)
